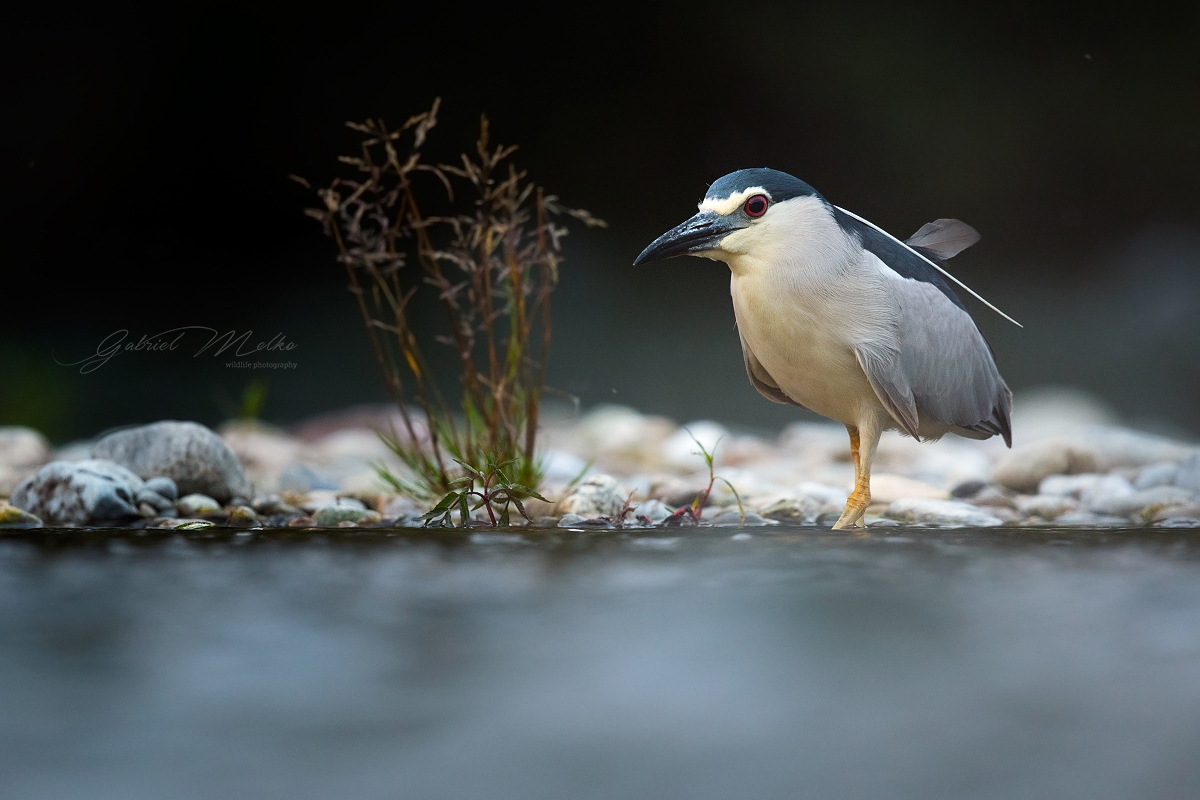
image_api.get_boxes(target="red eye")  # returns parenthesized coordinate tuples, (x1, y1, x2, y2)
(744, 194, 768, 217)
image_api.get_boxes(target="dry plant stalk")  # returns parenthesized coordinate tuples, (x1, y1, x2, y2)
(298, 99, 603, 509)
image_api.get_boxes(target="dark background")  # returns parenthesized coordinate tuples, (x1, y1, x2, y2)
(3, 1, 1199, 443)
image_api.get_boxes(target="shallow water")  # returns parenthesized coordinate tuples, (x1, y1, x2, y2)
(2, 526, 1200, 799)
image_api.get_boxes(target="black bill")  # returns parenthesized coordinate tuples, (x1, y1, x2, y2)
(633, 212, 744, 265)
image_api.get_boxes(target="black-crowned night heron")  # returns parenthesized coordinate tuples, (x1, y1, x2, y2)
(635, 168, 1014, 530)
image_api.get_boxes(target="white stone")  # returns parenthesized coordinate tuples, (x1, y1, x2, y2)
(556, 474, 628, 518)
(631, 499, 672, 524)
(1015, 494, 1079, 519)
(1038, 473, 1135, 508)
(885, 498, 1003, 527)
(1135, 461, 1180, 490)
(1176, 453, 1200, 494)
(1088, 485, 1195, 517)
(991, 438, 1099, 493)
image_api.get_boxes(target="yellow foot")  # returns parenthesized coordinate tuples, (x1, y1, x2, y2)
(831, 504, 867, 530)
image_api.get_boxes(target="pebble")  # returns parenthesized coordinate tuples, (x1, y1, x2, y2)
(226, 506, 260, 527)
(991, 438, 1098, 493)
(165, 519, 215, 530)
(1153, 505, 1200, 523)
(556, 474, 628, 518)
(950, 480, 987, 499)
(144, 476, 179, 501)
(711, 509, 775, 527)
(301, 494, 363, 514)
(252, 494, 302, 516)
(1015, 494, 1080, 520)
(1087, 485, 1195, 518)
(92, 421, 251, 502)
(885, 498, 1004, 527)
(631, 499, 672, 524)
(135, 487, 175, 513)
(10, 459, 144, 526)
(1039, 473, 1135, 506)
(1156, 517, 1200, 528)
(312, 505, 381, 526)
(176, 494, 222, 517)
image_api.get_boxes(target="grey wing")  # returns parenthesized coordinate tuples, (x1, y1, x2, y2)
(857, 278, 1012, 446)
(740, 335, 802, 407)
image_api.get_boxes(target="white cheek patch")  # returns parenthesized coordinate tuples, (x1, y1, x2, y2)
(698, 186, 769, 216)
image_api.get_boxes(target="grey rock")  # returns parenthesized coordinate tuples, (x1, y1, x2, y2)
(91, 421, 251, 502)
(631, 499, 672, 524)
(990, 439, 1098, 493)
(557, 474, 628, 518)
(557, 513, 588, 527)
(176, 494, 221, 517)
(0, 502, 43, 529)
(144, 476, 179, 501)
(1135, 461, 1179, 490)
(11, 459, 144, 526)
(1176, 453, 1200, 494)
(885, 498, 1003, 527)
(1087, 485, 1195, 518)
(313, 505, 380, 526)
(135, 487, 175, 513)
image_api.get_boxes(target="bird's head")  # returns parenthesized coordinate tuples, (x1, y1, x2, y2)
(633, 168, 821, 267)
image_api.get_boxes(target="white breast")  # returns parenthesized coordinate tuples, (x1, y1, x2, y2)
(720, 197, 898, 426)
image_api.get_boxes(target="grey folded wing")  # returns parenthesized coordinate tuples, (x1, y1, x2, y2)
(740, 335, 803, 408)
(855, 277, 1012, 445)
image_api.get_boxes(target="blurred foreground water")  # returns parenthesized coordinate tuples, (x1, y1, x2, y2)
(3, 528, 1200, 799)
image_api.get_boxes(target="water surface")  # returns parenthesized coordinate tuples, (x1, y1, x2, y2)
(2, 526, 1199, 799)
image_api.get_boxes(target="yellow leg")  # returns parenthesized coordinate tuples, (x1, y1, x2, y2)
(832, 425, 871, 530)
